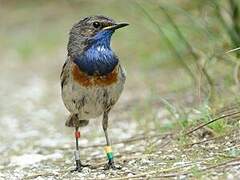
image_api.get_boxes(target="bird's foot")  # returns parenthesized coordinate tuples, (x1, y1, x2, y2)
(71, 160, 90, 172)
(104, 160, 121, 170)
(71, 166, 82, 172)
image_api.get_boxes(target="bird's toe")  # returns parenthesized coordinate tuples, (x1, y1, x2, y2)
(71, 167, 82, 173)
(104, 161, 121, 170)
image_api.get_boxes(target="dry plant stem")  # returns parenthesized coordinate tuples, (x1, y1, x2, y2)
(111, 156, 240, 180)
(23, 171, 67, 180)
(91, 153, 159, 169)
(202, 157, 240, 172)
(234, 62, 240, 87)
(110, 165, 190, 180)
(184, 134, 227, 148)
(226, 47, 240, 53)
(185, 111, 240, 136)
(216, 104, 240, 115)
(151, 172, 190, 178)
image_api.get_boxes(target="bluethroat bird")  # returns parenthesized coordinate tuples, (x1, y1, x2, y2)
(60, 15, 128, 172)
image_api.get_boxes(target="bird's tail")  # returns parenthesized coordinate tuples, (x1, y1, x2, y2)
(65, 114, 89, 127)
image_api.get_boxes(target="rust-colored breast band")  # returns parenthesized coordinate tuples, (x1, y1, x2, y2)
(72, 63, 118, 87)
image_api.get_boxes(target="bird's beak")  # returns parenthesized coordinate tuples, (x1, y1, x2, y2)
(103, 22, 129, 31)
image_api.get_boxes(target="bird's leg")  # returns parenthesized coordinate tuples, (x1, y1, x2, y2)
(71, 126, 89, 172)
(102, 112, 121, 170)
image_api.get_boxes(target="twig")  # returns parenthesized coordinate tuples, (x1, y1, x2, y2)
(216, 104, 240, 115)
(23, 172, 62, 180)
(234, 61, 240, 87)
(184, 134, 226, 148)
(110, 165, 190, 180)
(185, 111, 240, 136)
(226, 47, 240, 53)
(152, 172, 190, 178)
(202, 156, 240, 172)
(91, 153, 159, 169)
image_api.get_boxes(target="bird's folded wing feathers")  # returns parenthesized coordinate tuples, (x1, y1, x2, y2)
(60, 59, 70, 89)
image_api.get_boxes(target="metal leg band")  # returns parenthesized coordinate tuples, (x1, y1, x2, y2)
(74, 150, 80, 160)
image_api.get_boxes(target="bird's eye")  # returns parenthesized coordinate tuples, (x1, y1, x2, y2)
(93, 21, 101, 28)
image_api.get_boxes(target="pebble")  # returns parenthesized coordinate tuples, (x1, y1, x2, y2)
(98, 174, 106, 179)
(127, 173, 134, 177)
(140, 158, 151, 165)
(227, 174, 234, 180)
(164, 154, 176, 160)
(129, 160, 136, 165)
(82, 167, 91, 174)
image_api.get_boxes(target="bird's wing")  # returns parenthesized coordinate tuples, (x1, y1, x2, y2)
(119, 64, 126, 81)
(60, 58, 70, 89)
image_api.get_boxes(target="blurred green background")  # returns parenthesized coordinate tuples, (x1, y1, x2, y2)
(1, 0, 240, 179)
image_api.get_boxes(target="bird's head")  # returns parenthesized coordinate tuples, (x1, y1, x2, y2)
(68, 15, 129, 56)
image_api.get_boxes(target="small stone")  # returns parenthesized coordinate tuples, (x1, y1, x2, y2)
(82, 167, 91, 174)
(127, 173, 134, 177)
(98, 174, 106, 179)
(121, 167, 128, 171)
(35, 177, 45, 180)
(129, 160, 136, 165)
(227, 174, 234, 180)
(165, 154, 176, 160)
(179, 175, 187, 179)
(65, 159, 71, 164)
(140, 158, 151, 165)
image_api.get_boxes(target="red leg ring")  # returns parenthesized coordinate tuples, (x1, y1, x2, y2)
(75, 131, 80, 138)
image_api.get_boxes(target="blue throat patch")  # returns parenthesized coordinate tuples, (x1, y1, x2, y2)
(74, 30, 118, 76)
